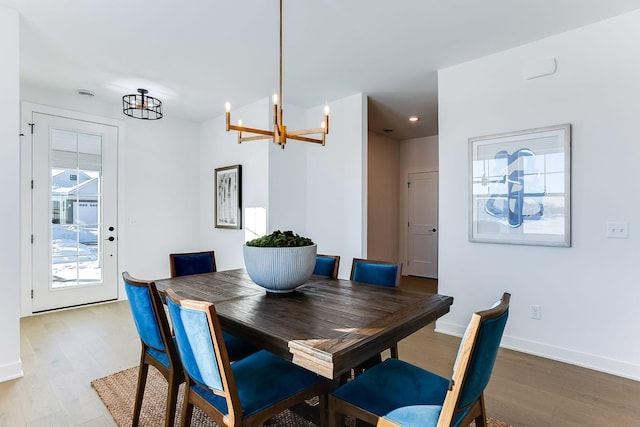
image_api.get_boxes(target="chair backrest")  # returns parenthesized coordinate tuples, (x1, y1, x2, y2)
(164, 289, 241, 419)
(313, 254, 341, 279)
(123, 272, 179, 364)
(350, 258, 401, 287)
(438, 292, 511, 426)
(170, 250, 217, 278)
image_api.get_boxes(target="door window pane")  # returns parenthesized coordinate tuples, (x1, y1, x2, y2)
(50, 129, 103, 289)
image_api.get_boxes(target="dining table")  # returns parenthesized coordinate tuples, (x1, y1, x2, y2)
(155, 268, 454, 380)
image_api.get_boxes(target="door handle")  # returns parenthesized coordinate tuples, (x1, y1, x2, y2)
(432, 228, 437, 232)
(105, 236, 115, 241)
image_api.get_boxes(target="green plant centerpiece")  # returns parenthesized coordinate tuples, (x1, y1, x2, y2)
(243, 230, 317, 293)
(246, 230, 314, 248)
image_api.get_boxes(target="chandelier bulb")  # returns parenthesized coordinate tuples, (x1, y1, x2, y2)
(225, 102, 231, 112)
(324, 104, 330, 115)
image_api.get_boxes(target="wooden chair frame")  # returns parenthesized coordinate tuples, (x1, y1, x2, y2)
(169, 250, 217, 278)
(329, 293, 511, 427)
(439, 293, 510, 427)
(165, 289, 327, 427)
(315, 254, 341, 279)
(123, 272, 184, 427)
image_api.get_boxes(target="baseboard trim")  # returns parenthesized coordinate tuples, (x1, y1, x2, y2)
(0, 360, 23, 383)
(435, 321, 640, 382)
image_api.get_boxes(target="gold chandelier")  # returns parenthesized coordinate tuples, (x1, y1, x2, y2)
(225, 0, 329, 149)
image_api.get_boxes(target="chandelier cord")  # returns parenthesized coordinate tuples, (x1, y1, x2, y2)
(279, 0, 283, 109)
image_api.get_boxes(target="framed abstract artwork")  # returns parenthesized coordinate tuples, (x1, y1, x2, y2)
(469, 124, 571, 246)
(215, 164, 242, 229)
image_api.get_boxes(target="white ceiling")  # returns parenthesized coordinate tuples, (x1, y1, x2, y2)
(10, 0, 640, 140)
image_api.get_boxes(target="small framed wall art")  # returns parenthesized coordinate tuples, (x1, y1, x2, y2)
(469, 124, 571, 247)
(215, 164, 242, 229)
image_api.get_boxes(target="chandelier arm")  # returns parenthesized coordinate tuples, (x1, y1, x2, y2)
(227, 124, 275, 137)
(239, 134, 274, 142)
(287, 128, 327, 136)
(287, 134, 325, 144)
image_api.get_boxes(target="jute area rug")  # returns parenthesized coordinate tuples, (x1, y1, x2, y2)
(91, 366, 511, 427)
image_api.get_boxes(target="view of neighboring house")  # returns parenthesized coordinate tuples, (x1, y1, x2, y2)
(51, 169, 100, 284)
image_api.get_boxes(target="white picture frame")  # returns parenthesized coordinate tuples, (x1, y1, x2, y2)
(469, 124, 571, 247)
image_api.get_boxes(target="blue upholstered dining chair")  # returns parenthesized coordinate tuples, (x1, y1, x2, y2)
(123, 272, 184, 427)
(313, 254, 341, 279)
(169, 250, 217, 278)
(350, 258, 401, 288)
(169, 250, 258, 361)
(164, 288, 328, 427)
(328, 293, 511, 427)
(350, 258, 402, 361)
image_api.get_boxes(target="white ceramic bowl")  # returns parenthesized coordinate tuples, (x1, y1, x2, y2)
(243, 244, 317, 293)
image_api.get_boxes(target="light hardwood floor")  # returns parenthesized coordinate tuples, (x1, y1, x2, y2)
(1, 280, 638, 426)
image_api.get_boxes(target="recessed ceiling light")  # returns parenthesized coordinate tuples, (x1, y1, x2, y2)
(76, 89, 95, 97)
(408, 116, 419, 122)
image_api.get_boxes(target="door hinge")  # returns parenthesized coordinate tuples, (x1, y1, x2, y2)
(31, 289, 34, 299)
(31, 180, 34, 189)
(28, 123, 35, 134)
(31, 235, 34, 244)
(408, 182, 411, 188)
(408, 222, 410, 227)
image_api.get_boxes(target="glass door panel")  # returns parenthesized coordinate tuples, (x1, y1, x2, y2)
(50, 129, 103, 289)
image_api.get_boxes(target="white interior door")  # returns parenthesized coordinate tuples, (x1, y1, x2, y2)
(406, 172, 438, 278)
(32, 113, 118, 312)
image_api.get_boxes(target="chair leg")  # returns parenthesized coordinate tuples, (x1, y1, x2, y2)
(390, 344, 398, 359)
(165, 374, 180, 427)
(317, 393, 327, 427)
(475, 393, 488, 427)
(133, 361, 149, 427)
(328, 396, 339, 427)
(180, 388, 194, 427)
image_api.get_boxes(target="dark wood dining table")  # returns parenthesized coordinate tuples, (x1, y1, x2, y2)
(155, 269, 453, 380)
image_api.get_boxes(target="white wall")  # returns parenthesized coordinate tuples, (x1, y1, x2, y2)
(438, 10, 640, 380)
(0, 4, 22, 382)
(306, 94, 368, 279)
(398, 135, 438, 270)
(198, 98, 270, 270)
(368, 131, 399, 263)
(121, 117, 200, 279)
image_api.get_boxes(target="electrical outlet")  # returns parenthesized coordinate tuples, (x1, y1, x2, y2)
(530, 305, 541, 320)
(606, 222, 629, 238)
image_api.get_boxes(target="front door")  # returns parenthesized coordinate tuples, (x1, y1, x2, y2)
(31, 113, 118, 312)
(406, 172, 438, 278)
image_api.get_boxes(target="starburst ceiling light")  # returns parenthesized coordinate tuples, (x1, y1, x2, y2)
(122, 88, 163, 120)
(225, 0, 329, 149)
